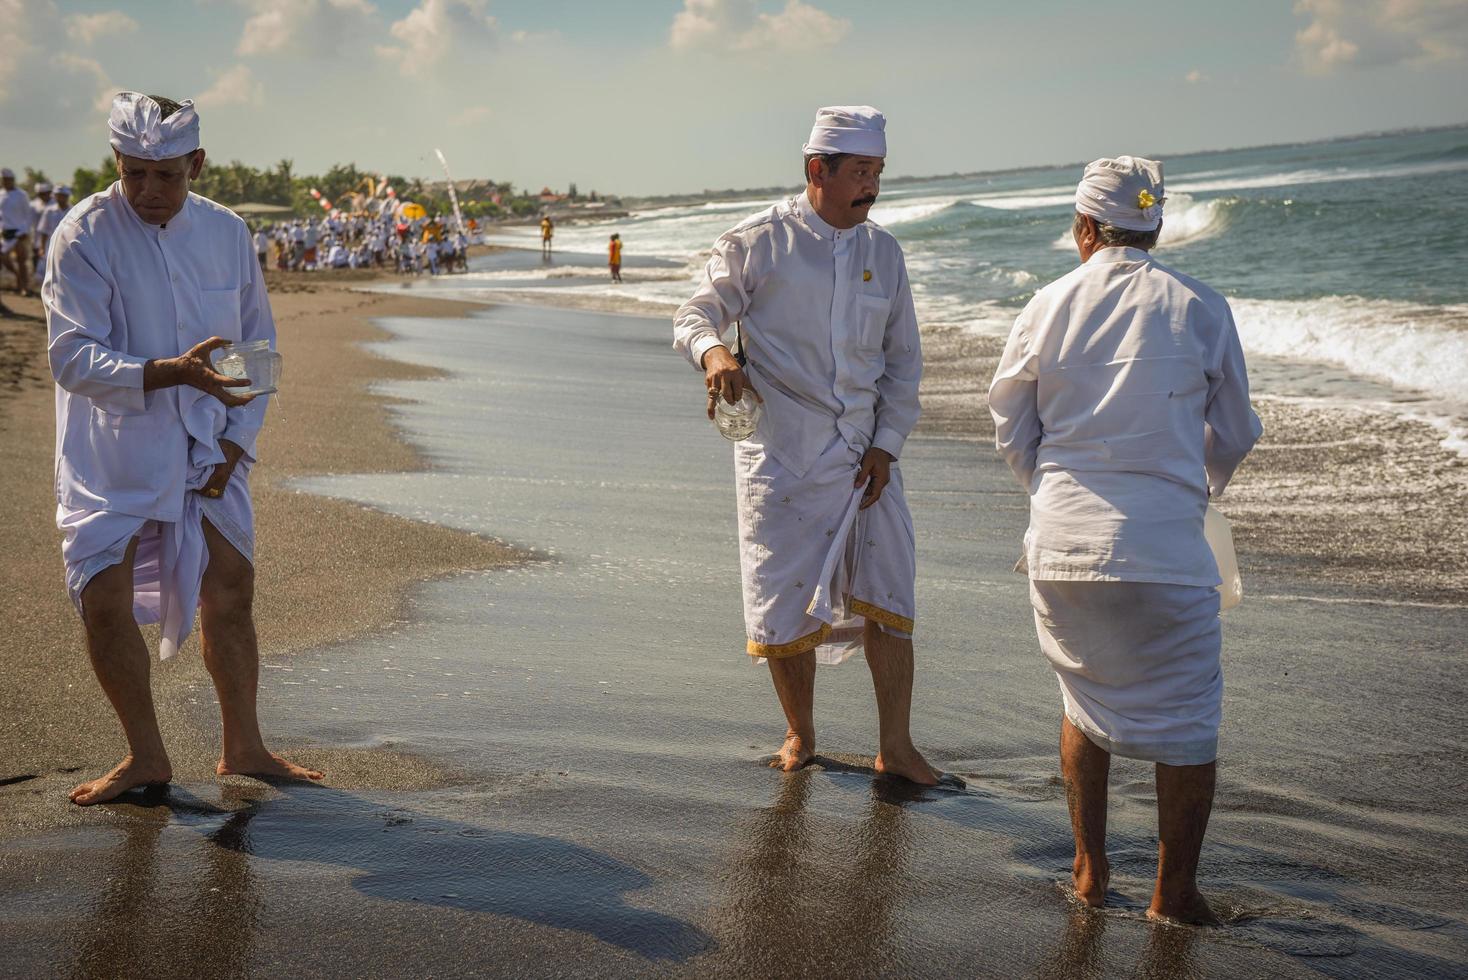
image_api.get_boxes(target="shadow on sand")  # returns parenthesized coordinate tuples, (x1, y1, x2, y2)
(83, 779, 712, 965)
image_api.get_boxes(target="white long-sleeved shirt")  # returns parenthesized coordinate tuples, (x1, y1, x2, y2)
(36, 202, 68, 240)
(0, 187, 32, 232)
(44, 182, 274, 522)
(673, 192, 921, 478)
(989, 246, 1262, 586)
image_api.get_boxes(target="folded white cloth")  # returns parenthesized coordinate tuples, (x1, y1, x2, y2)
(61, 461, 254, 660)
(108, 92, 200, 161)
(1031, 579, 1222, 766)
(1074, 155, 1165, 231)
(802, 105, 886, 158)
(737, 433, 915, 666)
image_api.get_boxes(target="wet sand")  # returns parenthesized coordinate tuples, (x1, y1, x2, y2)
(3, 271, 1466, 977)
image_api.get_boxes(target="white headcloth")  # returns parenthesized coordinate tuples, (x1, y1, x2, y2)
(1075, 155, 1164, 232)
(802, 105, 886, 158)
(108, 92, 200, 161)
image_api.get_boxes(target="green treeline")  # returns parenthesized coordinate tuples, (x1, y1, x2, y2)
(23, 159, 551, 220)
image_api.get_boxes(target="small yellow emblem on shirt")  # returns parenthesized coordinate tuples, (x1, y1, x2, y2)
(863, 270, 872, 282)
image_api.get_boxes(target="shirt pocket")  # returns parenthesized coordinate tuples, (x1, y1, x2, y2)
(856, 294, 890, 351)
(200, 286, 243, 342)
(84, 405, 160, 496)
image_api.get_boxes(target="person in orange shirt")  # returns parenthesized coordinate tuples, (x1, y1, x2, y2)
(608, 233, 623, 283)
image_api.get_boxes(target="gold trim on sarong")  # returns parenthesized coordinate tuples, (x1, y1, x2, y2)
(747, 623, 832, 659)
(848, 597, 914, 634)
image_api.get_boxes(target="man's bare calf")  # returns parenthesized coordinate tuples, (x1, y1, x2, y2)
(71, 538, 173, 805)
(1059, 717, 1219, 925)
(767, 651, 817, 772)
(764, 620, 940, 785)
(863, 621, 940, 786)
(199, 519, 322, 783)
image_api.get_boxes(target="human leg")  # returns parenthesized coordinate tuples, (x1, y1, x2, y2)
(1060, 716, 1111, 906)
(70, 537, 173, 805)
(767, 650, 816, 771)
(1149, 760, 1219, 925)
(863, 621, 939, 785)
(199, 518, 323, 782)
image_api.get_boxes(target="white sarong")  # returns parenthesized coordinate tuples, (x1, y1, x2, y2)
(1030, 580, 1221, 766)
(736, 434, 915, 665)
(61, 457, 254, 661)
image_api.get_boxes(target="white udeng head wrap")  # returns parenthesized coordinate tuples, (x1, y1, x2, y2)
(802, 105, 887, 158)
(1075, 155, 1165, 232)
(108, 92, 201, 161)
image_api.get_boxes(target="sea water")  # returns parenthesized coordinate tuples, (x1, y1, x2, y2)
(458, 125, 1468, 453)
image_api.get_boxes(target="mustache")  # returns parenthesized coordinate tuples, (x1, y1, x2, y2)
(852, 195, 878, 207)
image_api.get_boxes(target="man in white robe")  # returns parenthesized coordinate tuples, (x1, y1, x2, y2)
(675, 106, 944, 785)
(45, 92, 323, 805)
(989, 156, 1262, 923)
(35, 185, 70, 262)
(1, 167, 35, 295)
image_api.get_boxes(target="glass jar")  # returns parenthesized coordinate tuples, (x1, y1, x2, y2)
(212, 339, 282, 397)
(713, 391, 761, 442)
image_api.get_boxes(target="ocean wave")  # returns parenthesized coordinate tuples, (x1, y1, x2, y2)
(1172, 157, 1468, 195)
(868, 198, 960, 226)
(1230, 296, 1468, 408)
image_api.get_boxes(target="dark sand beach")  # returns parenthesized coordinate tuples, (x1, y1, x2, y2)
(2, 267, 1466, 977)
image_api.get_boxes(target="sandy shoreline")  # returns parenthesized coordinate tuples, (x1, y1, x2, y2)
(0, 273, 522, 836)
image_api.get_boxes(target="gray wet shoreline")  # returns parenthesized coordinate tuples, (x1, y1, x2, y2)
(4, 302, 1467, 977)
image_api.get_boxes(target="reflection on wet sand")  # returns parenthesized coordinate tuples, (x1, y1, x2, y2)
(1036, 907, 1106, 980)
(66, 789, 259, 980)
(711, 766, 916, 975)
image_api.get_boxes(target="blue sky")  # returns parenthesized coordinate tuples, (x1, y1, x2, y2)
(3, 0, 1466, 195)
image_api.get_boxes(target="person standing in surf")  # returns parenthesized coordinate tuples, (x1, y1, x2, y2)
(988, 156, 1262, 924)
(674, 105, 944, 786)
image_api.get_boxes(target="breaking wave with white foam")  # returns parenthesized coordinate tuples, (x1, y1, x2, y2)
(1230, 296, 1468, 408)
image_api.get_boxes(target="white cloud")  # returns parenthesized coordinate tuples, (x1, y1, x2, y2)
(1294, 0, 1468, 73)
(237, 0, 378, 57)
(670, 0, 850, 54)
(377, 0, 499, 76)
(198, 65, 266, 108)
(0, 0, 114, 133)
(1184, 69, 1206, 84)
(64, 10, 140, 46)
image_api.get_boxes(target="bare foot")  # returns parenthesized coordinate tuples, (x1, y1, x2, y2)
(69, 755, 172, 806)
(770, 733, 815, 772)
(217, 751, 324, 782)
(874, 745, 941, 786)
(1148, 889, 1220, 927)
(1072, 853, 1110, 907)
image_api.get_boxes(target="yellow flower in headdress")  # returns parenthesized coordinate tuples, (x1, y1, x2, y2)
(863, 269, 872, 282)
(1137, 188, 1157, 210)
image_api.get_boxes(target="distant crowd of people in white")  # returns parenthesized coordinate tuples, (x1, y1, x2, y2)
(0, 169, 73, 297)
(0, 163, 474, 297)
(252, 212, 471, 275)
